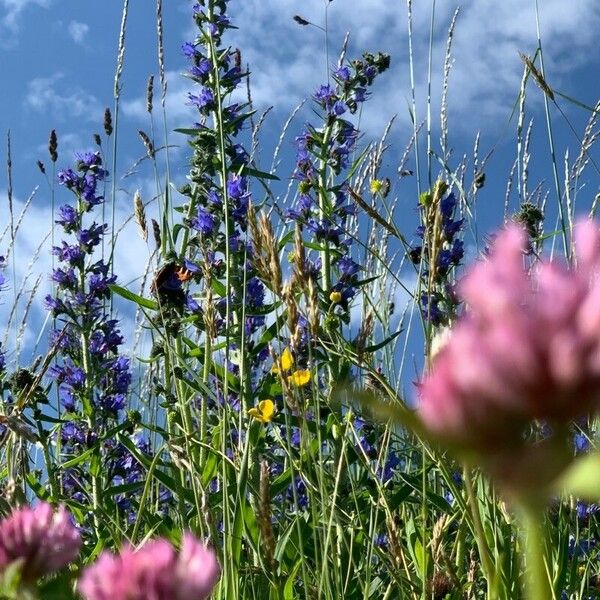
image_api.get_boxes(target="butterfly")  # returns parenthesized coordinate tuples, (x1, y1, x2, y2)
(151, 262, 195, 301)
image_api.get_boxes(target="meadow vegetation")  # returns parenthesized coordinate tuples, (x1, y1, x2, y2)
(1, 1, 600, 599)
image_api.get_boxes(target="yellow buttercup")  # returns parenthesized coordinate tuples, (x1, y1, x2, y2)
(288, 369, 311, 387)
(271, 347, 294, 373)
(248, 399, 275, 423)
(271, 347, 312, 388)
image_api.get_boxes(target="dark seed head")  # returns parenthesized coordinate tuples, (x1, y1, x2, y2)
(48, 129, 58, 163)
(104, 108, 113, 136)
(293, 15, 310, 26)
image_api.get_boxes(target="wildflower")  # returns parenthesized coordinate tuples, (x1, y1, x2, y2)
(330, 291, 342, 303)
(333, 66, 351, 82)
(418, 220, 600, 468)
(187, 88, 215, 111)
(370, 179, 384, 195)
(0, 502, 81, 581)
(190, 206, 217, 236)
(288, 369, 311, 387)
(271, 347, 294, 373)
(181, 41, 197, 58)
(78, 534, 220, 600)
(248, 399, 275, 423)
(271, 347, 311, 387)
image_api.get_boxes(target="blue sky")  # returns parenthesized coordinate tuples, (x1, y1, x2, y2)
(0, 0, 599, 372)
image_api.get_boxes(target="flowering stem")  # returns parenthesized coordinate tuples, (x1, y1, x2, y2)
(317, 122, 334, 294)
(463, 468, 497, 598)
(199, 334, 211, 467)
(520, 502, 552, 600)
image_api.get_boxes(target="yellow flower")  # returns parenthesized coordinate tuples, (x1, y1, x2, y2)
(248, 399, 275, 423)
(288, 369, 311, 387)
(271, 347, 294, 374)
(329, 291, 342, 303)
(370, 179, 384, 195)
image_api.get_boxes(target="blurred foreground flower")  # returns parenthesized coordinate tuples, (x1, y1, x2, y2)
(0, 502, 80, 581)
(419, 221, 600, 485)
(78, 534, 220, 600)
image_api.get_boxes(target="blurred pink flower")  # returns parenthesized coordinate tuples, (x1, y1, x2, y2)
(78, 534, 220, 600)
(419, 220, 600, 451)
(0, 502, 81, 580)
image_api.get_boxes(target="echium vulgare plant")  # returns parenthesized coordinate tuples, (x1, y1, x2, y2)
(273, 52, 390, 438)
(289, 55, 390, 292)
(139, 0, 399, 594)
(409, 179, 465, 334)
(47, 151, 158, 533)
(141, 0, 277, 592)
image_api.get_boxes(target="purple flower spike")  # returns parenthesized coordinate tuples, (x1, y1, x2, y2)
(0, 502, 81, 581)
(78, 534, 220, 600)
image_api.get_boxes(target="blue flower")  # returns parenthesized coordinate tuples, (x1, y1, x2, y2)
(77, 223, 107, 252)
(227, 174, 247, 200)
(334, 66, 351, 82)
(181, 41, 197, 58)
(52, 242, 85, 266)
(190, 58, 212, 79)
(56, 205, 78, 230)
(574, 432, 591, 454)
(191, 207, 217, 236)
(247, 277, 265, 307)
(313, 84, 337, 111)
(337, 256, 360, 279)
(187, 88, 215, 111)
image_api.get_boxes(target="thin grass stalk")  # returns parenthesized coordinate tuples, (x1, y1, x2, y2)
(406, 0, 422, 198)
(533, 0, 568, 260)
(440, 8, 459, 164)
(110, 0, 130, 287)
(156, 0, 173, 233)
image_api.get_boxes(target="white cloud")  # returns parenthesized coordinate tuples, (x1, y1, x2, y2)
(122, 69, 195, 124)
(0, 185, 153, 363)
(0, 0, 51, 43)
(25, 73, 103, 122)
(68, 20, 89, 44)
(206, 0, 600, 136)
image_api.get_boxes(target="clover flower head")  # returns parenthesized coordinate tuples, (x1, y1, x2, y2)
(419, 220, 600, 454)
(0, 502, 81, 581)
(78, 535, 220, 600)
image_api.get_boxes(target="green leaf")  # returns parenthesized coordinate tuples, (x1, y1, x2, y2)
(37, 572, 79, 600)
(173, 127, 204, 136)
(109, 284, 158, 310)
(363, 330, 403, 353)
(116, 434, 196, 503)
(283, 558, 303, 600)
(240, 165, 280, 181)
(559, 451, 600, 500)
(346, 145, 371, 180)
(405, 517, 425, 577)
(278, 230, 294, 250)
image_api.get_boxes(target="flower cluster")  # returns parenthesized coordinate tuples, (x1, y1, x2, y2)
(287, 55, 389, 318)
(179, 1, 264, 344)
(409, 181, 465, 327)
(78, 534, 220, 600)
(0, 502, 80, 581)
(47, 151, 168, 524)
(0, 255, 6, 375)
(48, 152, 129, 420)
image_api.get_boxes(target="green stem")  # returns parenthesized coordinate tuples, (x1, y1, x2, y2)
(520, 503, 552, 600)
(317, 122, 334, 293)
(463, 468, 496, 598)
